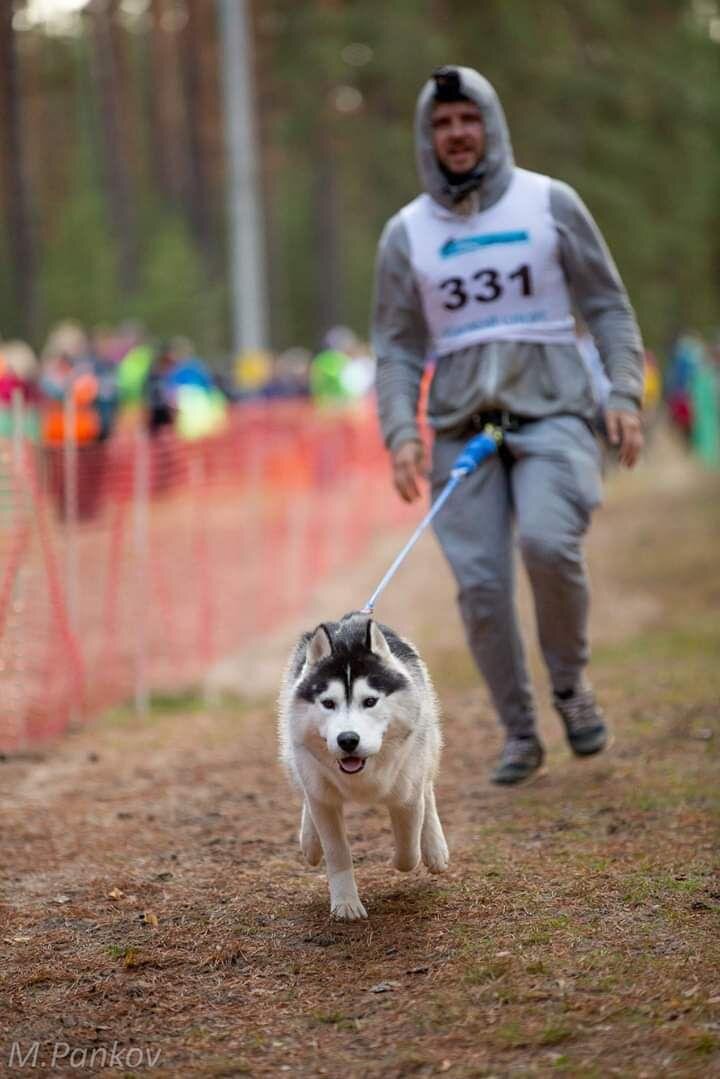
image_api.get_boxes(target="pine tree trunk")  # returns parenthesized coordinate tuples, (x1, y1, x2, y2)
(178, 0, 215, 270)
(147, 0, 190, 207)
(0, 2, 38, 340)
(86, 0, 138, 294)
(313, 110, 342, 347)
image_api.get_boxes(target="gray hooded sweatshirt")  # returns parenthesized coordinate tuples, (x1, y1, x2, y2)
(372, 67, 644, 453)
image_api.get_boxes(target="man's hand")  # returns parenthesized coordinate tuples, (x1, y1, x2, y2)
(391, 439, 428, 502)
(605, 409, 644, 468)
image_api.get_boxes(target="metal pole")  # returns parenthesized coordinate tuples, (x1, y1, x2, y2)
(190, 450, 213, 669)
(9, 389, 26, 746)
(11, 387, 24, 471)
(63, 384, 79, 639)
(217, 0, 269, 355)
(133, 427, 150, 717)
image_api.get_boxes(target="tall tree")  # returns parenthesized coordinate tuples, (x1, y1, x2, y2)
(178, 0, 217, 272)
(146, 0, 190, 207)
(0, 0, 38, 339)
(312, 101, 342, 343)
(4, 0, 718, 357)
(85, 0, 138, 294)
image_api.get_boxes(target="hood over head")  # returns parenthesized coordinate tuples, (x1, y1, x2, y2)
(415, 66, 514, 212)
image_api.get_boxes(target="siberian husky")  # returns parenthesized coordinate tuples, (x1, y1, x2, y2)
(278, 612, 449, 920)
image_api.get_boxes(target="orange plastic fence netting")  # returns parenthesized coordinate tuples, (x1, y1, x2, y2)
(0, 399, 421, 752)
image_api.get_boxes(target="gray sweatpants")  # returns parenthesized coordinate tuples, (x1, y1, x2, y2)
(431, 415, 603, 739)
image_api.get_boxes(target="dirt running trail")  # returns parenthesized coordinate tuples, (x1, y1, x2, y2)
(1, 431, 719, 1078)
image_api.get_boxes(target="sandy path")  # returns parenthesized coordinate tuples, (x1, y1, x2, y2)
(1, 429, 718, 1079)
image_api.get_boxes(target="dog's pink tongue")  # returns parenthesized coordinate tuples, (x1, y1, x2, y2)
(339, 756, 364, 773)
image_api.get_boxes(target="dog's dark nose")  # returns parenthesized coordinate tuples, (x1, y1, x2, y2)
(337, 731, 360, 753)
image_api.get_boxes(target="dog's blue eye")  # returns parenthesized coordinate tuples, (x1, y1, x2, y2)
(363, 697, 378, 709)
(321, 699, 336, 710)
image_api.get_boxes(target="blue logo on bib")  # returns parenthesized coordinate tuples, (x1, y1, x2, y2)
(440, 231, 529, 258)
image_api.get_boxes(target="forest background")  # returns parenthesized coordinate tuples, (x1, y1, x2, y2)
(1, 0, 719, 363)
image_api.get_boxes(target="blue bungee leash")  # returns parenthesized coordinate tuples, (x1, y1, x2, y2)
(361, 425, 503, 615)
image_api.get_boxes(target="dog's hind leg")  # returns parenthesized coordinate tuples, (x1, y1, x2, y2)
(421, 783, 449, 873)
(300, 799, 323, 866)
(389, 797, 424, 872)
(307, 796, 367, 920)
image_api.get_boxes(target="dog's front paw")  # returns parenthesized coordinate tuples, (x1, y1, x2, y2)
(393, 851, 421, 873)
(331, 897, 368, 921)
(299, 804, 323, 866)
(422, 837, 449, 874)
(301, 834, 323, 866)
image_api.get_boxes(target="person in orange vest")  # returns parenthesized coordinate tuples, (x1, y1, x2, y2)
(40, 322, 112, 519)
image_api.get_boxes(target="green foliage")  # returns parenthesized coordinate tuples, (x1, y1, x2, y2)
(130, 210, 227, 356)
(8, 2, 720, 354)
(38, 190, 226, 354)
(261, 0, 720, 351)
(39, 183, 117, 331)
(270, 158, 316, 349)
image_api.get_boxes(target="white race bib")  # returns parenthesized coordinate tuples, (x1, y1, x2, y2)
(402, 169, 576, 356)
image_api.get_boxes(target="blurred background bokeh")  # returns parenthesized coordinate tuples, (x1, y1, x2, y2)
(2, 0, 720, 360)
(1, 0, 719, 746)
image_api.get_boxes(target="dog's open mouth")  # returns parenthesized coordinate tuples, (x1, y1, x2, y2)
(338, 756, 366, 775)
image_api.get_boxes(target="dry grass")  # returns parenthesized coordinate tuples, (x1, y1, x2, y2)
(1, 436, 719, 1077)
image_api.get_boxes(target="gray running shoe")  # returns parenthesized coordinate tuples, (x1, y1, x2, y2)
(491, 735, 545, 785)
(554, 684, 608, 756)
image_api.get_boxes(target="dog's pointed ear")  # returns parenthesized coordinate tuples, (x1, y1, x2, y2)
(305, 624, 332, 666)
(367, 619, 393, 661)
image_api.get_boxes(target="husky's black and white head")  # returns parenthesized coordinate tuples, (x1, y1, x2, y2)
(286, 612, 424, 776)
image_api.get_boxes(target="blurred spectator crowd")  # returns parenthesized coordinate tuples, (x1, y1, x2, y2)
(1, 319, 718, 470)
(0, 320, 378, 452)
(664, 331, 720, 467)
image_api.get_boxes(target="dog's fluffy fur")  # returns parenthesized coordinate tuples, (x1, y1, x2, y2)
(278, 612, 449, 920)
